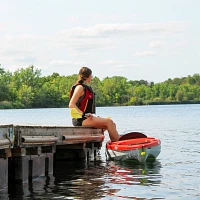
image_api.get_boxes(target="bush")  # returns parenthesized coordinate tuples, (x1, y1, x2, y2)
(0, 101, 14, 109)
(12, 101, 25, 109)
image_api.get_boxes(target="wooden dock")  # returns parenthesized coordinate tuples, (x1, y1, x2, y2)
(0, 124, 104, 189)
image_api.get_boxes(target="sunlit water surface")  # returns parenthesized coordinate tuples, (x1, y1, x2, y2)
(0, 105, 200, 199)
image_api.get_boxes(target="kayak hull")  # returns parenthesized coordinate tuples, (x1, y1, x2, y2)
(106, 135, 161, 163)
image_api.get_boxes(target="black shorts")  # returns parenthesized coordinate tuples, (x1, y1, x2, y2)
(72, 117, 87, 126)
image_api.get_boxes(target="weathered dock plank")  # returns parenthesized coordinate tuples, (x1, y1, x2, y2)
(13, 125, 104, 146)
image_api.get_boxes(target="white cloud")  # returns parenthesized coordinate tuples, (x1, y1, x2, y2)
(49, 60, 86, 66)
(0, 36, 39, 67)
(1, 21, 189, 78)
(55, 35, 114, 55)
(92, 13, 141, 22)
(134, 51, 156, 57)
(0, 34, 50, 55)
(54, 21, 188, 55)
(66, 16, 79, 24)
(1, 21, 188, 59)
(149, 41, 165, 48)
(0, 22, 5, 31)
(0, 20, 32, 33)
(6, 65, 26, 72)
(2, 64, 43, 73)
(4, 34, 50, 45)
(100, 60, 138, 71)
(100, 60, 130, 65)
(0, 3, 8, 13)
(60, 21, 188, 38)
(0, 21, 14, 31)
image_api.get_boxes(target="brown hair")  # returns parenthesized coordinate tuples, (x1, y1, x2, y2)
(76, 67, 92, 84)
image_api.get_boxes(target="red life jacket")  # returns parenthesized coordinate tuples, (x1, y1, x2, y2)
(70, 84, 95, 114)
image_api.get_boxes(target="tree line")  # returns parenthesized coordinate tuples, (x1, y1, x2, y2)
(0, 65, 200, 109)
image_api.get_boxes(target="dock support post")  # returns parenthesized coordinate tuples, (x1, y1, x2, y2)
(8, 153, 54, 183)
(0, 158, 8, 190)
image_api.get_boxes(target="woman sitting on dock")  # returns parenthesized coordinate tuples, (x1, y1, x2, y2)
(69, 67, 119, 142)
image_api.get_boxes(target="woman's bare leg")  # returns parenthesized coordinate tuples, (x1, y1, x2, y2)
(82, 116, 119, 141)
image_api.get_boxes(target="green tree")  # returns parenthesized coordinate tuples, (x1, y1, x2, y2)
(0, 67, 11, 101)
(90, 76, 105, 106)
(176, 90, 184, 101)
(169, 84, 178, 100)
(17, 84, 34, 108)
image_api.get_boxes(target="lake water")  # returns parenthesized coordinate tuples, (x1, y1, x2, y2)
(0, 105, 200, 199)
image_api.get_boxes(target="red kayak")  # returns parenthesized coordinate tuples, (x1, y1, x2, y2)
(106, 132, 161, 163)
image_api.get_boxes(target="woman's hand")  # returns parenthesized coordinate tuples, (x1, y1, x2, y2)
(85, 113, 93, 119)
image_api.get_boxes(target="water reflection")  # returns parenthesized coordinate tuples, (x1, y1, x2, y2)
(100, 160, 162, 199)
(104, 160, 162, 186)
(6, 159, 162, 200)
(52, 160, 107, 200)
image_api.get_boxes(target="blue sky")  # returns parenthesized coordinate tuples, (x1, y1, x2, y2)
(0, 0, 199, 83)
